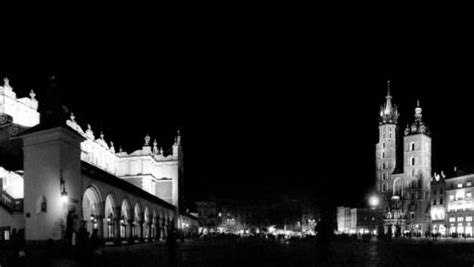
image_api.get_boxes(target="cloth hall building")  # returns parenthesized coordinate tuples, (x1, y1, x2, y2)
(0, 77, 198, 243)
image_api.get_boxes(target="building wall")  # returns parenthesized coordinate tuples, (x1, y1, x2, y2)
(445, 175, 474, 236)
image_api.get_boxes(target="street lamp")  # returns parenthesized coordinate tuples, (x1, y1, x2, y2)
(369, 195, 380, 209)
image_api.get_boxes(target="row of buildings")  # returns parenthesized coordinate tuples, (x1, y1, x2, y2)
(337, 81, 474, 237)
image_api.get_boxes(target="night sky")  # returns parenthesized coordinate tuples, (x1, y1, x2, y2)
(2, 23, 474, 210)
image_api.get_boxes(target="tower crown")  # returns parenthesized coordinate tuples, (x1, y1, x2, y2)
(405, 99, 430, 136)
(379, 80, 399, 124)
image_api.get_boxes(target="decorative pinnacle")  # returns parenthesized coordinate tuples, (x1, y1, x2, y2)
(100, 131, 104, 139)
(70, 112, 75, 122)
(30, 89, 36, 99)
(417, 99, 420, 107)
(3, 77, 10, 87)
(144, 134, 151, 146)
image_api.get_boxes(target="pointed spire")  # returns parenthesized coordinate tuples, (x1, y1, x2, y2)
(159, 147, 163, 155)
(70, 112, 76, 122)
(387, 80, 391, 96)
(119, 146, 123, 153)
(30, 89, 36, 99)
(100, 131, 105, 140)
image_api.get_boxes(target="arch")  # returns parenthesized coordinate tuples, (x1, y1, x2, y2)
(120, 198, 131, 239)
(82, 185, 103, 235)
(144, 207, 151, 238)
(410, 142, 416, 151)
(104, 193, 118, 239)
(393, 177, 402, 197)
(133, 202, 142, 238)
(410, 157, 416, 166)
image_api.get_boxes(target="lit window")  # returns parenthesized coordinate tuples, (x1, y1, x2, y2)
(449, 195, 455, 201)
(467, 192, 472, 199)
(468, 217, 473, 222)
(458, 183, 463, 188)
(458, 217, 464, 222)
(468, 182, 472, 187)
(449, 217, 455, 222)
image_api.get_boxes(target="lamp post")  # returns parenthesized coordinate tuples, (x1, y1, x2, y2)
(60, 170, 68, 205)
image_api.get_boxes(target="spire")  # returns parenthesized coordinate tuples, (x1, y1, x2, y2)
(3, 77, 10, 88)
(30, 89, 36, 99)
(379, 80, 399, 125)
(174, 128, 181, 145)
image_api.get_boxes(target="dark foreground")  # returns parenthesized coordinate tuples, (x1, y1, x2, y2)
(3, 237, 474, 266)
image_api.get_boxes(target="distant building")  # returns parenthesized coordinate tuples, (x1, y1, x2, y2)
(337, 206, 381, 235)
(195, 201, 218, 232)
(430, 172, 446, 235)
(445, 173, 474, 236)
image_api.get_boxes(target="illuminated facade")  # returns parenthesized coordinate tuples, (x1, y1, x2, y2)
(375, 81, 432, 235)
(445, 174, 474, 236)
(0, 77, 196, 242)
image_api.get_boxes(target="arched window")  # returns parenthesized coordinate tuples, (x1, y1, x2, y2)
(411, 157, 416, 166)
(411, 168, 416, 177)
(382, 152, 385, 159)
(382, 162, 386, 169)
(410, 142, 415, 151)
(382, 173, 387, 180)
(382, 142, 385, 149)
(382, 183, 386, 192)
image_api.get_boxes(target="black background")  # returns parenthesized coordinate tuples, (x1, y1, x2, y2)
(2, 15, 474, 210)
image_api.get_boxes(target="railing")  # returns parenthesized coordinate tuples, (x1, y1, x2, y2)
(0, 190, 23, 213)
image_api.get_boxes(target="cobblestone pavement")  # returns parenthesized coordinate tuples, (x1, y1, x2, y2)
(3, 237, 474, 266)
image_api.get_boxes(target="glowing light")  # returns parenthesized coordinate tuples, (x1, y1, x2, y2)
(60, 194, 68, 204)
(369, 195, 380, 208)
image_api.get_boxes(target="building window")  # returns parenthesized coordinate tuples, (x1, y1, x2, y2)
(458, 217, 464, 222)
(433, 189, 437, 195)
(458, 183, 463, 188)
(410, 213, 415, 220)
(382, 152, 385, 159)
(467, 192, 472, 199)
(410, 142, 415, 151)
(467, 217, 473, 222)
(382, 142, 385, 148)
(449, 195, 455, 201)
(433, 199, 437, 205)
(440, 198, 443, 205)
(468, 181, 472, 187)
(411, 157, 416, 166)
(449, 217, 455, 222)
(440, 188, 443, 194)
(382, 173, 387, 180)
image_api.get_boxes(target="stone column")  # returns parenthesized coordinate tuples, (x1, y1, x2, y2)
(127, 219, 134, 242)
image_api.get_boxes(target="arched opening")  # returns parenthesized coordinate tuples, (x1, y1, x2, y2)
(152, 209, 158, 240)
(121, 199, 131, 239)
(133, 203, 142, 239)
(144, 207, 150, 239)
(104, 193, 118, 239)
(393, 178, 402, 197)
(411, 157, 416, 166)
(82, 186, 103, 236)
(410, 142, 415, 151)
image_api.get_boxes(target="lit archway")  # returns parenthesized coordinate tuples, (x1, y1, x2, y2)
(82, 186, 103, 236)
(120, 198, 131, 239)
(104, 193, 118, 239)
(133, 202, 142, 239)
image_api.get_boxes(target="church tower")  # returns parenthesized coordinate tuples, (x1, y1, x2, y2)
(403, 100, 432, 232)
(376, 81, 399, 201)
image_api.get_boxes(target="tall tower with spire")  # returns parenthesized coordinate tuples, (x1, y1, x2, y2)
(376, 81, 400, 203)
(403, 100, 432, 231)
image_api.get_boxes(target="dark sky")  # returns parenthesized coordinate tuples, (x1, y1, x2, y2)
(2, 20, 474, 209)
